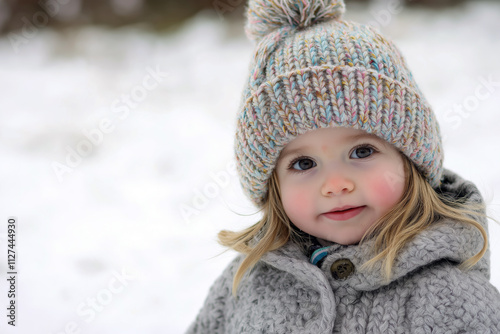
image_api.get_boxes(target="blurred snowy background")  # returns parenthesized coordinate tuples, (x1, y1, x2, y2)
(0, 0, 499, 333)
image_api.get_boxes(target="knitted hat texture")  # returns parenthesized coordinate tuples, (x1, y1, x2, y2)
(235, 0, 443, 207)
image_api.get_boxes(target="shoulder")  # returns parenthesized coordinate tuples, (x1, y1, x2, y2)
(199, 251, 311, 303)
(212, 254, 243, 287)
(186, 254, 244, 334)
(199, 254, 246, 309)
(405, 260, 500, 333)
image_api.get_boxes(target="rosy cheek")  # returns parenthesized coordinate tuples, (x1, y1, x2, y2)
(283, 190, 312, 220)
(367, 173, 404, 207)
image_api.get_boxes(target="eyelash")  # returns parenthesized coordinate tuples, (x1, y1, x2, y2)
(287, 155, 314, 172)
(286, 143, 379, 172)
(351, 143, 379, 158)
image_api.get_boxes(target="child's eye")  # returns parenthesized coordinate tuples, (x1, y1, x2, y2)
(289, 158, 316, 171)
(350, 145, 376, 159)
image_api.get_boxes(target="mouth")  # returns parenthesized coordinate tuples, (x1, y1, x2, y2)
(322, 206, 366, 221)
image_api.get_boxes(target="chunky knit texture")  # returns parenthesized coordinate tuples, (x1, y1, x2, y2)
(236, 0, 443, 207)
(186, 170, 500, 333)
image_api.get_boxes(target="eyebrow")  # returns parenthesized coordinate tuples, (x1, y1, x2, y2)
(278, 147, 307, 163)
(278, 132, 384, 162)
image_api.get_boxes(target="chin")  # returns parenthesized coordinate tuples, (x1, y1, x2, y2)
(329, 235, 363, 245)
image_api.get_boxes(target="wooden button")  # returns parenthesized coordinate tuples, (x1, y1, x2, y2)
(330, 259, 355, 280)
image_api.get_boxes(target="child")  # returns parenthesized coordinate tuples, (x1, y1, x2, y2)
(187, 0, 500, 332)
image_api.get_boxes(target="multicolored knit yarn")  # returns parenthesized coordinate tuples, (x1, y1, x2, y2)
(235, 0, 443, 207)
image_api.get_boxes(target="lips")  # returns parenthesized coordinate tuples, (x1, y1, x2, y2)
(322, 206, 365, 221)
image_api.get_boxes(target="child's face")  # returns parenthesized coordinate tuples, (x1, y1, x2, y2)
(276, 127, 405, 245)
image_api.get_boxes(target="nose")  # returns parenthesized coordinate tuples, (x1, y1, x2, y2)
(321, 172, 355, 196)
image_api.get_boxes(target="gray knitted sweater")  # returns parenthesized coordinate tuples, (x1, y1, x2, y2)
(187, 170, 500, 333)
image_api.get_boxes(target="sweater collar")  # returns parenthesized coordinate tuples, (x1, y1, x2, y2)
(262, 169, 490, 291)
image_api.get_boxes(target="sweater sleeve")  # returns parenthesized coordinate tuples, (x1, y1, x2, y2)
(185, 255, 241, 334)
(408, 262, 500, 333)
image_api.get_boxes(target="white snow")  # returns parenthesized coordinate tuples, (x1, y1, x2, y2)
(0, 2, 499, 333)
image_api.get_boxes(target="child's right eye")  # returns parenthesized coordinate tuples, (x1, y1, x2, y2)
(290, 158, 316, 171)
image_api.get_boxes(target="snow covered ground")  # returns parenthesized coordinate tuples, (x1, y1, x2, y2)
(0, 1, 499, 333)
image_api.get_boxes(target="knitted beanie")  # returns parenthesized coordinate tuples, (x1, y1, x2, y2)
(235, 0, 443, 207)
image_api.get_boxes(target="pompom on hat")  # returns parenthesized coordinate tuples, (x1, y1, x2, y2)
(235, 0, 443, 207)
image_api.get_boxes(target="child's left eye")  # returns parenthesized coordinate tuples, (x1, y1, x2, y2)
(350, 146, 375, 159)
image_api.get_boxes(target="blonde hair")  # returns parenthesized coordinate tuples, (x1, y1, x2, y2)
(218, 156, 488, 295)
